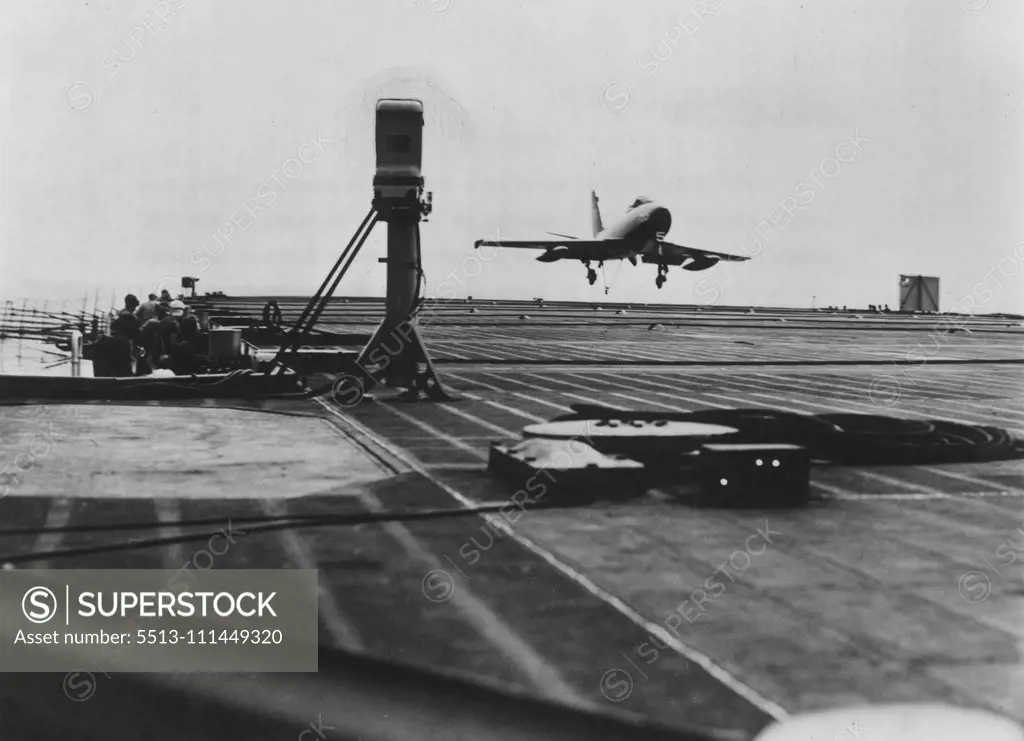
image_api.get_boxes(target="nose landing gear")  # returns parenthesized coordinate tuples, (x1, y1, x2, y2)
(655, 264, 668, 289)
(584, 260, 599, 286)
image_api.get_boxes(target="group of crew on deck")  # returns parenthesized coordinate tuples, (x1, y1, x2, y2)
(93, 290, 210, 377)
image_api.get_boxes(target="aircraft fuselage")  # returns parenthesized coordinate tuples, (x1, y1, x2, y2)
(539, 202, 673, 262)
(600, 201, 672, 244)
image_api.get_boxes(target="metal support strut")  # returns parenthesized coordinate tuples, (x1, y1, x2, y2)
(269, 208, 379, 373)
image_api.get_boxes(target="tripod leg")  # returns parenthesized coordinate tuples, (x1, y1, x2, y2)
(347, 319, 455, 403)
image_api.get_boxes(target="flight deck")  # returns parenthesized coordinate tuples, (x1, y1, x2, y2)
(2, 298, 1023, 739)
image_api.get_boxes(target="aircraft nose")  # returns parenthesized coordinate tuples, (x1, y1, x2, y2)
(650, 207, 672, 235)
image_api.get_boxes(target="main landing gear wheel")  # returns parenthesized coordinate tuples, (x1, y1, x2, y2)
(583, 261, 597, 285)
(655, 265, 668, 289)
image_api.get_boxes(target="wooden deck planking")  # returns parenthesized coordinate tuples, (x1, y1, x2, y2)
(3, 304, 1024, 734)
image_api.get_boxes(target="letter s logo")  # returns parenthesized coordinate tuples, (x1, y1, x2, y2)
(691, 276, 723, 307)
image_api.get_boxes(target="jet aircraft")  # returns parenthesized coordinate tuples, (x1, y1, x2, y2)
(474, 192, 750, 289)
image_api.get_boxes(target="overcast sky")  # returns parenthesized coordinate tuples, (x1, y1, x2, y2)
(1, 0, 1020, 313)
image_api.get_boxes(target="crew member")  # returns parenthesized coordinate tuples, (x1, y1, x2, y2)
(168, 299, 188, 318)
(114, 294, 142, 347)
(168, 315, 205, 374)
(139, 303, 169, 373)
(156, 304, 181, 368)
(136, 293, 160, 323)
(93, 314, 135, 377)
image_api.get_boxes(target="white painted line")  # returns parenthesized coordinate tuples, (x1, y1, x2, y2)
(374, 406, 486, 460)
(812, 480, 949, 501)
(457, 341, 513, 361)
(424, 462, 491, 471)
(438, 404, 520, 437)
(426, 342, 473, 361)
(717, 372, 1024, 436)
(470, 372, 575, 413)
(320, 400, 791, 722)
(259, 497, 364, 652)
(918, 466, 1024, 496)
(318, 400, 590, 709)
(853, 469, 941, 496)
(751, 371, 1024, 435)
(351, 474, 592, 711)
(482, 370, 611, 409)
(153, 499, 185, 570)
(586, 371, 736, 410)
(437, 381, 547, 424)
(33, 498, 73, 568)
(854, 469, 1020, 514)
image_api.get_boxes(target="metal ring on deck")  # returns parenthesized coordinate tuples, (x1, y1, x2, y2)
(552, 405, 1024, 466)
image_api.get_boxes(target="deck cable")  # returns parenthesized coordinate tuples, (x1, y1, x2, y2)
(0, 499, 581, 566)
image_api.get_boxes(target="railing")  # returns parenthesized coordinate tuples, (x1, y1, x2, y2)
(0, 298, 109, 374)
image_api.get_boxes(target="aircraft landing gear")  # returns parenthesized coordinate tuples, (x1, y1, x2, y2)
(584, 261, 597, 285)
(655, 264, 668, 289)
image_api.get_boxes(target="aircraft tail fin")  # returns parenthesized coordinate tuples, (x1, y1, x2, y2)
(590, 190, 604, 237)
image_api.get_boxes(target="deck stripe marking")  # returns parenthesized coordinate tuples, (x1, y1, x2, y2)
(586, 371, 736, 410)
(153, 499, 185, 569)
(323, 400, 790, 721)
(471, 372, 575, 412)
(438, 404, 521, 437)
(317, 400, 589, 709)
(33, 498, 73, 568)
(259, 497, 364, 652)
(350, 478, 591, 710)
(435, 381, 548, 424)
(919, 466, 1024, 495)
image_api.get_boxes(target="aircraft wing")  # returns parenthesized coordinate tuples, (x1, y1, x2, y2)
(642, 241, 751, 267)
(473, 238, 750, 268)
(474, 238, 629, 263)
(474, 239, 612, 250)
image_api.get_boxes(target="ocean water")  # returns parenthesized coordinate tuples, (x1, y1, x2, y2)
(0, 295, 117, 377)
(0, 338, 93, 377)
